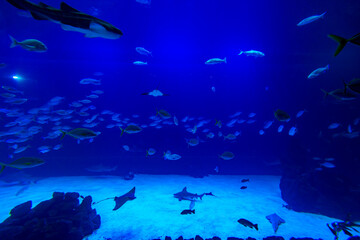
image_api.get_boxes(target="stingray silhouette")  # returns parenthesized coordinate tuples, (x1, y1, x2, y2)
(93, 187, 136, 210)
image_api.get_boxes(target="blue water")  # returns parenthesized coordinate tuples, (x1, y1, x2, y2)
(0, 0, 360, 181)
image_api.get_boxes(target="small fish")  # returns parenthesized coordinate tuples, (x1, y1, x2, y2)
(186, 138, 199, 147)
(224, 133, 236, 140)
(173, 116, 179, 126)
(248, 113, 256, 118)
(297, 12, 326, 26)
(142, 89, 168, 97)
(61, 128, 100, 140)
(91, 90, 104, 95)
(5, 98, 28, 105)
(321, 162, 335, 168)
(120, 125, 142, 136)
(206, 132, 215, 139)
(288, 126, 297, 136)
(136, 0, 151, 5)
(164, 152, 182, 160)
(259, 130, 265, 135)
(133, 61, 147, 65)
(136, 47, 152, 57)
(240, 186, 247, 190)
(79, 78, 101, 85)
(13, 145, 30, 154)
(241, 179, 249, 183)
(321, 89, 357, 101)
(0, 157, 44, 174)
(215, 119, 222, 128)
(123, 145, 130, 151)
(237, 218, 258, 230)
(219, 151, 235, 160)
(238, 50, 265, 57)
(156, 109, 171, 119)
(1, 86, 23, 94)
(53, 144, 62, 150)
(324, 157, 335, 161)
(264, 121, 273, 129)
(86, 94, 99, 99)
(328, 123, 340, 129)
(308, 65, 329, 79)
(214, 166, 219, 173)
(348, 124, 352, 133)
(211, 86, 216, 92)
(38, 146, 51, 154)
(274, 109, 290, 122)
(205, 57, 226, 65)
(296, 110, 306, 118)
(146, 148, 156, 157)
(181, 209, 195, 215)
(0, 93, 16, 98)
(9, 36, 47, 52)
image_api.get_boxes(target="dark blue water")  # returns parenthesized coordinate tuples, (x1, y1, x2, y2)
(0, 0, 360, 180)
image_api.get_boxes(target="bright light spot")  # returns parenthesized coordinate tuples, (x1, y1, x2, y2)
(12, 75, 22, 81)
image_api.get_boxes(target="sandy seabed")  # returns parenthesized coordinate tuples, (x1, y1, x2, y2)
(0, 174, 350, 240)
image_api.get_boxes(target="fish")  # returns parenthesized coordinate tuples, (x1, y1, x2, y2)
(274, 109, 290, 122)
(186, 137, 199, 147)
(321, 162, 335, 168)
(141, 89, 168, 97)
(214, 166, 219, 173)
(133, 61, 147, 65)
(259, 130, 265, 135)
(156, 109, 171, 119)
(60, 128, 100, 140)
(9, 36, 47, 52)
(91, 90, 104, 95)
(297, 12, 326, 26)
(13, 145, 30, 154)
(136, 0, 151, 5)
(224, 133, 236, 140)
(241, 179, 249, 183)
(80, 78, 101, 85)
(219, 151, 235, 160)
(136, 47, 152, 57)
(238, 50, 265, 57)
(120, 124, 142, 136)
(86, 94, 99, 99)
(0, 93, 16, 98)
(146, 148, 156, 157)
(288, 126, 297, 136)
(266, 213, 285, 233)
(296, 110, 306, 118)
(113, 187, 136, 210)
(328, 33, 360, 56)
(38, 145, 51, 153)
(5, 98, 28, 104)
(237, 218, 258, 230)
(181, 209, 195, 215)
(2, 86, 23, 94)
(0, 157, 44, 174)
(308, 65, 329, 79)
(264, 121, 273, 129)
(344, 78, 360, 94)
(211, 86, 216, 92)
(248, 113, 256, 118)
(173, 116, 179, 126)
(328, 123, 340, 129)
(348, 125, 352, 134)
(321, 88, 357, 101)
(215, 119, 222, 128)
(6, 0, 123, 39)
(206, 132, 214, 138)
(173, 187, 210, 201)
(122, 145, 130, 151)
(240, 186, 247, 190)
(164, 151, 181, 160)
(205, 57, 226, 64)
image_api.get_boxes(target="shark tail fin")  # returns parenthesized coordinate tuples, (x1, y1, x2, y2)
(200, 193, 205, 200)
(0, 164, 5, 175)
(146, 150, 149, 157)
(343, 80, 348, 94)
(60, 130, 67, 140)
(254, 224, 258, 231)
(119, 127, 124, 137)
(192, 209, 195, 214)
(238, 50, 243, 56)
(328, 34, 349, 56)
(321, 89, 329, 99)
(224, 57, 227, 63)
(9, 35, 18, 48)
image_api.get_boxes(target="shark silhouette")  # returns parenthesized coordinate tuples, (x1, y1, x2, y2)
(173, 187, 213, 201)
(6, 0, 123, 39)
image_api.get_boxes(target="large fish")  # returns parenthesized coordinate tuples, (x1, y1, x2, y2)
(6, 0, 123, 39)
(328, 33, 360, 56)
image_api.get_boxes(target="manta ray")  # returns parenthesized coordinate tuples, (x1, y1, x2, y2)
(266, 213, 285, 233)
(93, 187, 136, 211)
(6, 0, 123, 39)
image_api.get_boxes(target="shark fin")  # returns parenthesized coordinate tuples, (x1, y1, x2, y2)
(9, 35, 18, 48)
(39, 2, 49, 7)
(60, 2, 80, 12)
(6, 0, 27, 10)
(30, 11, 48, 20)
(182, 187, 187, 192)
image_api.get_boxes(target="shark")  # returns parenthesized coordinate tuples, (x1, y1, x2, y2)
(173, 187, 213, 201)
(6, 0, 123, 39)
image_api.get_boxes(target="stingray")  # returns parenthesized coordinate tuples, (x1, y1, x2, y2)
(93, 187, 136, 210)
(266, 213, 285, 233)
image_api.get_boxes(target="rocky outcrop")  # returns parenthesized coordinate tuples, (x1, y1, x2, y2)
(0, 192, 100, 240)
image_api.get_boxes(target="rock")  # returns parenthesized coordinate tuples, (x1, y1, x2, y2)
(165, 237, 172, 240)
(246, 238, 256, 240)
(0, 192, 100, 240)
(348, 237, 360, 240)
(10, 201, 32, 218)
(176, 237, 184, 240)
(227, 237, 244, 240)
(289, 238, 317, 240)
(195, 235, 204, 240)
(212, 237, 221, 240)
